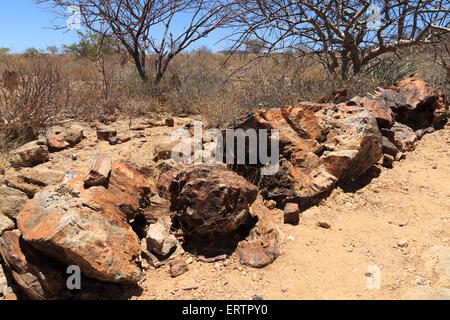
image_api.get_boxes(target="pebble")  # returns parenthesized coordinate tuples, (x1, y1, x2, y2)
(398, 239, 409, 248)
(318, 221, 331, 229)
(252, 294, 263, 300)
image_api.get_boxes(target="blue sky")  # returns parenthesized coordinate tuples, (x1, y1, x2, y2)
(0, 0, 232, 53)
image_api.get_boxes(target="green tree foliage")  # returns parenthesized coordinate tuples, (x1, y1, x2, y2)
(62, 31, 121, 58)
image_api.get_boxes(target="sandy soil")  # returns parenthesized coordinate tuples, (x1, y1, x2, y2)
(134, 122, 450, 300)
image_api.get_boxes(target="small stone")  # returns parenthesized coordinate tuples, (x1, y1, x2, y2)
(146, 219, 178, 257)
(398, 239, 409, 248)
(116, 136, 131, 143)
(165, 118, 175, 127)
(96, 128, 117, 141)
(381, 154, 394, 168)
(47, 136, 70, 152)
(169, 259, 188, 278)
(108, 136, 118, 145)
(0, 215, 15, 236)
(252, 294, 263, 300)
(186, 257, 193, 264)
(131, 125, 147, 131)
(284, 202, 299, 225)
(264, 200, 277, 210)
(318, 221, 331, 229)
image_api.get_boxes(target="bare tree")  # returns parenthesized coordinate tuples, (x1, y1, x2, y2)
(38, 0, 231, 84)
(230, 0, 450, 79)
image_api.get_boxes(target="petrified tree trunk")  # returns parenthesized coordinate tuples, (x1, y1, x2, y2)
(84, 154, 112, 187)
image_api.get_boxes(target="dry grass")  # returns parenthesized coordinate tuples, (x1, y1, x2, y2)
(0, 47, 448, 152)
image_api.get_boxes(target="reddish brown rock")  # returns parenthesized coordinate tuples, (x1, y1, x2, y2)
(283, 202, 299, 225)
(169, 164, 259, 236)
(351, 91, 395, 128)
(353, 75, 448, 130)
(230, 102, 382, 206)
(382, 122, 417, 152)
(237, 196, 281, 268)
(47, 136, 70, 152)
(165, 118, 175, 127)
(17, 162, 155, 283)
(169, 259, 188, 277)
(0, 230, 69, 300)
(96, 127, 117, 141)
(83, 154, 112, 187)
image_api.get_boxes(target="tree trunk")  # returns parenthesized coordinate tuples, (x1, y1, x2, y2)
(132, 52, 148, 82)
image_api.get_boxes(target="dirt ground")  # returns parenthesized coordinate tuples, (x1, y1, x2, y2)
(133, 122, 450, 300)
(4, 116, 448, 300)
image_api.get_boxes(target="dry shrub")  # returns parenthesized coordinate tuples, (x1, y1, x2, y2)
(0, 56, 75, 149)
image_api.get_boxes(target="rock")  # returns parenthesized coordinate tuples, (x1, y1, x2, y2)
(153, 141, 178, 162)
(153, 138, 194, 162)
(165, 118, 175, 127)
(351, 91, 395, 128)
(146, 219, 178, 257)
(116, 136, 131, 143)
(403, 286, 450, 300)
(121, 149, 158, 179)
(395, 152, 405, 161)
(422, 246, 450, 288)
(318, 221, 331, 229)
(130, 125, 147, 131)
(252, 294, 263, 300)
(0, 185, 28, 219)
(96, 127, 117, 141)
(0, 230, 69, 300)
(381, 136, 398, 157)
(353, 75, 448, 130)
(17, 162, 154, 283)
(0, 263, 14, 298)
(264, 200, 277, 210)
(0, 215, 14, 236)
(237, 196, 281, 268)
(83, 154, 112, 187)
(169, 164, 259, 236)
(283, 202, 300, 225)
(381, 154, 394, 168)
(198, 254, 227, 263)
(398, 239, 409, 248)
(8, 141, 49, 168)
(47, 136, 70, 152)
(59, 125, 84, 146)
(108, 136, 118, 145)
(169, 259, 188, 278)
(382, 122, 417, 152)
(229, 102, 382, 206)
(3, 167, 66, 198)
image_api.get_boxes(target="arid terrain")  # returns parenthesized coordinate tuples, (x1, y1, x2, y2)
(136, 121, 450, 300)
(1, 104, 449, 300)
